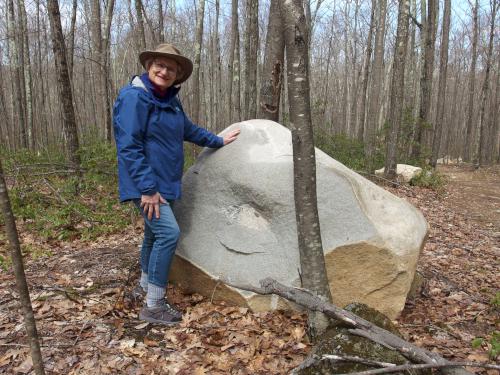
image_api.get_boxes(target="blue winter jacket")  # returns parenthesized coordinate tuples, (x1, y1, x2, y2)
(113, 73, 224, 202)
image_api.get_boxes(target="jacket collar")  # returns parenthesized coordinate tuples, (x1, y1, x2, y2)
(133, 73, 180, 104)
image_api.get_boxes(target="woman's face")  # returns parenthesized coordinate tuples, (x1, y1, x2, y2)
(148, 57, 178, 91)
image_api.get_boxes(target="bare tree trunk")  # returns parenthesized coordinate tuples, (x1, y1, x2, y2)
(157, 0, 164, 42)
(103, 0, 116, 141)
(227, 0, 240, 123)
(259, 0, 284, 121)
(384, 0, 410, 179)
(91, 0, 105, 136)
(430, 0, 451, 168)
(17, 0, 33, 149)
(0, 159, 45, 375)
(214, 0, 222, 131)
(67, 0, 78, 80)
(478, 0, 497, 166)
(365, 0, 387, 172)
(340, 0, 349, 134)
(349, 0, 360, 138)
(47, 0, 81, 170)
(192, 0, 205, 124)
(412, 0, 438, 160)
(244, 0, 258, 119)
(463, 0, 479, 162)
(491, 56, 500, 163)
(233, 19, 242, 122)
(135, 0, 147, 50)
(280, 0, 332, 340)
(357, 0, 375, 142)
(7, 0, 26, 149)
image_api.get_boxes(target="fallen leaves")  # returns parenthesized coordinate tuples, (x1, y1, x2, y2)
(1, 164, 498, 373)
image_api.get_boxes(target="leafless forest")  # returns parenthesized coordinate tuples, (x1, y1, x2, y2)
(0, 0, 499, 168)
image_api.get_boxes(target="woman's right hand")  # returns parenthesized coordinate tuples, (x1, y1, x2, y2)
(140, 192, 167, 220)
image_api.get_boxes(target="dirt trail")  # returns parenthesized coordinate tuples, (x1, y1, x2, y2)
(438, 164, 500, 233)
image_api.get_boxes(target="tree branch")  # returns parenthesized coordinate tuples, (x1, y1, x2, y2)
(222, 277, 474, 375)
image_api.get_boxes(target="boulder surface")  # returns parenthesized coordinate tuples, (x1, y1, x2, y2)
(375, 164, 422, 183)
(171, 120, 428, 318)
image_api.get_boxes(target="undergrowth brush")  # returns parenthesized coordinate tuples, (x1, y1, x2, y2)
(0, 141, 136, 252)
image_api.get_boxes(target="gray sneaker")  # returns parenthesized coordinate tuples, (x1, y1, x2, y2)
(139, 302, 182, 325)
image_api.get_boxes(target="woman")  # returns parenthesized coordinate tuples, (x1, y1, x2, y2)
(113, 44, 240, 325)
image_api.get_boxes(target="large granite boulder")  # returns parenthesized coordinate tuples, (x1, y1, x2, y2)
(171, 120, 428, 319)
(375, 164, 423, 183)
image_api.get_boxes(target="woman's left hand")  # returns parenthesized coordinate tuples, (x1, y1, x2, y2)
(223, 129, 241, 145)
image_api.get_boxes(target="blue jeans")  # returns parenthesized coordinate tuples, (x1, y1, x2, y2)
(134, 200, 180, 288)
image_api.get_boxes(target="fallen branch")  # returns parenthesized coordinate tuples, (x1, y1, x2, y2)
(293, 354, 396, 373)
(222, 277, 473, 375)
(338, 362, 500, 375)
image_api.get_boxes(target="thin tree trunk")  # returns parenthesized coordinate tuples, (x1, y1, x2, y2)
(357, 0, 375, 141)
(259, 0, 284, 121)
(47, 0, 81, 170)
(214, 0, 222, 131)
(157, 0, 164, 42)
(233, 20, 242, 122)
(280, 0, 332, 340)
(384, 0, 410, 179)
(103, 0, 116, 141)
(91, 0, 105, 136)
(430, 0, 451, 168)
(17, 0, 33, 149)
(244, 0, 258, 119)
(0, 159, 45, 375)
(478, 0, 497, 166)
(67, 0, 78, 79)
(7, 0, 26, 149)
(464, 0, 479, 162)
(192, 0, 205, 124)
(365, 0, 387, 172)
(135, 0, 147, 50)
(227, 0, 240, 123)
(412, 0, 438, 160)
(349, 0, 360, 137)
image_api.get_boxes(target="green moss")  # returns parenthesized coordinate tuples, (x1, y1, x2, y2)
(298, 303, 429, 375)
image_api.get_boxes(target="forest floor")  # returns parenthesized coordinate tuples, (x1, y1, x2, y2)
(0, 164, 499, 374)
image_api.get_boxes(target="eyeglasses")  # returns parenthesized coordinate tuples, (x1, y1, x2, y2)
(152, 61, 178, 75)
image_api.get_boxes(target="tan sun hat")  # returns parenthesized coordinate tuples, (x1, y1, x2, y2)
(139, 43, 193, 85)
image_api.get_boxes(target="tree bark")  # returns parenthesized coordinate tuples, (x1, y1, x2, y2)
(430, 0, 451, 168)
(7, 0, 26, 149)
(365, 0, 387, 172)
(478, 0, 497, 166)
(67, 0, 78, 80)
(157, 0, 164, 42)
(259, 0, 284, 121)
(0, 159, 45, 375)
(91, 0, 105, 136)
(17, 0, 34, 149)
(192, 0, 205, 124)
(46, 0, 81, 170)
(357, 0, 375, 142)
(412, 0, 438, 160)
(227, 0, 240, 123)
(244, 0, 258, 119)
(103, 0, 116, 141)
(463, 0, 479, 162)
(280, 0, 332, 340)
(384, 0, 410, 179)
(135, 0, 147, 50)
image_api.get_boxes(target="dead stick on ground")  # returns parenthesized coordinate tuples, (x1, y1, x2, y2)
(337, 362, 500, 375)
(221, 277, 474, 375)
